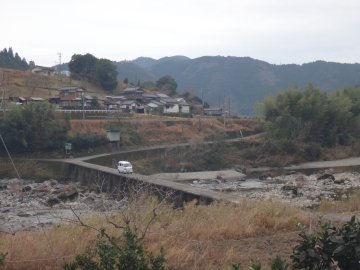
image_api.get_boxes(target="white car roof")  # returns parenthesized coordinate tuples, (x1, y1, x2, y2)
(118, 161, 131, 164)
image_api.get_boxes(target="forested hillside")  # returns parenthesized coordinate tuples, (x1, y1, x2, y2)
(115, 56, 360, 115)
(0, 47, 30, 71)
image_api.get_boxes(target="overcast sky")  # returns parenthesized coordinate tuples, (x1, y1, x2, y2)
(2, 0, 360, 66)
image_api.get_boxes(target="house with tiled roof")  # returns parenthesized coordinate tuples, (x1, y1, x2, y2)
(31, 66, 56, 76)
(57, 86, 88, 108)
(160, 98, 180, 114)
(176, 98, 190, 114)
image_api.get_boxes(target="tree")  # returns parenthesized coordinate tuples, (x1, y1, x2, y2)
(156, 75, 177, 96)
(0, 47, 29, 70)
(90, 96, 100, 109)
(0, 103, 70, 153)
(94, 59, 118, 91)
(262, 84, 360, 148)
(68, 53, 97, 81)
(68, 54, 118, 92)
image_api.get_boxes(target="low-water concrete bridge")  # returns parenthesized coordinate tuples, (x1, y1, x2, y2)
(51, 136, 360, 205)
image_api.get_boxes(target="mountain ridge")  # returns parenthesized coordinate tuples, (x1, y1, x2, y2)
(114, 56, 360, 114)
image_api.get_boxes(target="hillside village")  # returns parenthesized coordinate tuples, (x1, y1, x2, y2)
(50, 86, 191, 115)
(8, 66, 225, 116)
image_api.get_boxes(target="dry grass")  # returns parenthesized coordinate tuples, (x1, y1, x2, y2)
(67, 117, 259, 147)
(1, 67, 108, 100)
(317, 190, 360, 213)
(68, 119, 108, 136)
(0, 198, 310, 270)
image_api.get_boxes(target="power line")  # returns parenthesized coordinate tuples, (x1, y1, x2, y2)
(0, 132, 59, 262)
(0, 133, 21, 180)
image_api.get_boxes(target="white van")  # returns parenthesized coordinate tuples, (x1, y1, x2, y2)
(117, 161, 133, 174)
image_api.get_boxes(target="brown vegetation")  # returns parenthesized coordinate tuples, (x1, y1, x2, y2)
(0, 197, 314, 270)
(0, 67, 108, 100)
(69, 116, 259, 145)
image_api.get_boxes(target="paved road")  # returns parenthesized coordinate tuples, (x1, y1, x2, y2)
(284, 157, 360, 170)
(247, 157, 360, 173)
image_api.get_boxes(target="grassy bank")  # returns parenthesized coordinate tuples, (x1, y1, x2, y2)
(0, 197, 311, 270)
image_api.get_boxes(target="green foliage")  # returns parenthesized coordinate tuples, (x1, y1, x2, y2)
(119, 126, 143, 145)
(95, 59, 118, 91)
(69, 53, 118, 91)
(70, 132, 108, 151)
(231, 259, 261, 270)
(304, 143, 322, 160)
(63, 226, 169, 270)
(0, 252, 6, 266)
(332, 216, 360, 269)
(0, 103, 70, 153)
(263, 84, 360, 148)
(270, 255, 289, 270)
(231, 263, 243, 270)
(248, 259, 262, 270)
(0, 47, 29, 70)
(90, 96, 101, 109)
(69, 53, 97, 81)
(291, 216, 360, 270)
(156, 75, 177, 96)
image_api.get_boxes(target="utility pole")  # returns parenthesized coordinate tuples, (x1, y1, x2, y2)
(201, 88, 205, 115)
(57, 53, 62, 75)
(82, 92, 85, 125)
(228, 95, 231, 116)
(58, 53, 62, 66)
(0, 72, 7, 118)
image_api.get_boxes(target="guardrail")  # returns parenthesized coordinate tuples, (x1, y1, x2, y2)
(56, 109, 114, 113)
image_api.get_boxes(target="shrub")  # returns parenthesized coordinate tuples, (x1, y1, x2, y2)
(270, 255, 289, 270)
(70, 132, 108, 151)
(0, 252, 6, 266)
(63, 226, 168, 270)
(291, 216, 360, 270)
(278, 139, 299, 155)
(248, 259, 262, 270)
(231, 259, 261, 270)
(262, 140, 281, 155)
(304, 143, 322, 160)
(231, 263, 243, 270)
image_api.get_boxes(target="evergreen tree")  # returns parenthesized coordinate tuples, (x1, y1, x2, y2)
(69, 53, 118, 91)
(156, 75, 177, 96)
(0, 47, 29, 70)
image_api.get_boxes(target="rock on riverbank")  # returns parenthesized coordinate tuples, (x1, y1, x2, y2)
(0, 178, 125, 233)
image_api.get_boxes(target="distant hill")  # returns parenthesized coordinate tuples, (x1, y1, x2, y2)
(114, 56, 360, 115)
(114, 60, 156, 83)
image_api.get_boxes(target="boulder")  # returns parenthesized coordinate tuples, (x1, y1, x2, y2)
(22, 185, 32, 192)
(57, 188, 79, 202)
(282, 182, 298, 195)
(0, 180, 8, 190)
(43, 179, 58, 186)
(317, 173, 335, 181)
(17, 211, 32, 217)
(334, 178, 346, 184)
(45, 195, 61, 207)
